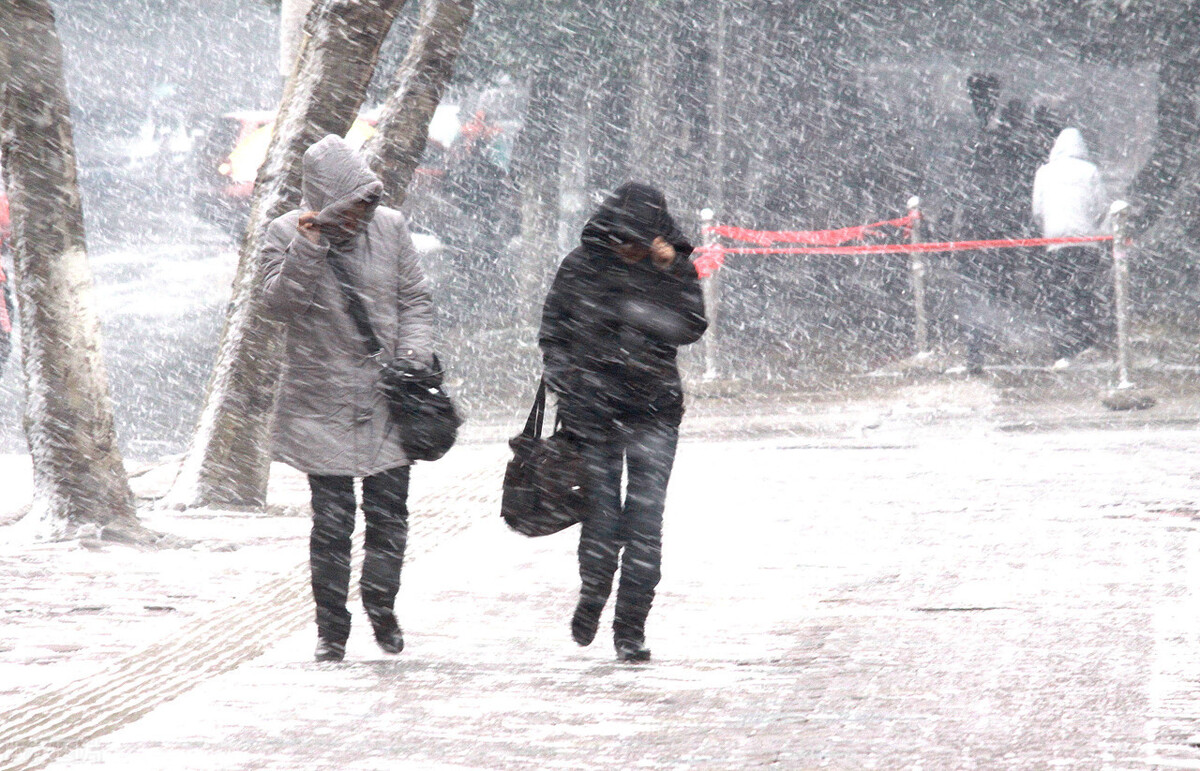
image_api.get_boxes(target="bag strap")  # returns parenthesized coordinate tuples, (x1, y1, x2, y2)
(325, 248, 385, 359)
(523, 380, 546, 439)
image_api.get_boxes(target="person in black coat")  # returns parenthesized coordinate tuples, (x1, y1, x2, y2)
(952, 73, 1024, 372)
(538, 182, 707, 662)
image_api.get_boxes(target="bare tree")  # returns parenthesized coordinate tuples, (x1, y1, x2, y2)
(1129, 66, 1197, 234)
(280, 0, 316, 79)
(1131, 11, 1200, 260)
(365, 0, 474, 207)
(513, 68, 564, 310)
(165, 0, 409, 510)
(0, 0, 138, 539)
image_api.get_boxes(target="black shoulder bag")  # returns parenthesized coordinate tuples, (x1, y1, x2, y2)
(501, 380, 590, 537)
(326, 250, 460, 462)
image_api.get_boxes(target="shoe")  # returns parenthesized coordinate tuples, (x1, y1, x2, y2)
(615, 640, 651, 663)
(314, 639, 345, 662)
(571, 597, 605, 647)
(375, 627, 404, 655)
(367, 608, 404, 655)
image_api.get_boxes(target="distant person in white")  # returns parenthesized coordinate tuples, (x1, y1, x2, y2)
(1031, 127, 1110, 368)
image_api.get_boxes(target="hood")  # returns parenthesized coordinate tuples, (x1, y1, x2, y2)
(301, 134, 384, 216)
(581, 182, 685, 254)
(1048, 127, 1090, 163)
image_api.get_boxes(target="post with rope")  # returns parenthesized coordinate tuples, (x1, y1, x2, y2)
(699, 207, 722, 381)
(906, 195, 929, 361)
(1101, 199, 1156, 411)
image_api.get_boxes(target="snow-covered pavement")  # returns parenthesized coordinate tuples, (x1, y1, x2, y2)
(4, 387, 1200, 769)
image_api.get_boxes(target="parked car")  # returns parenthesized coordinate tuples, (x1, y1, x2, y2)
(193, 105, 461, 233)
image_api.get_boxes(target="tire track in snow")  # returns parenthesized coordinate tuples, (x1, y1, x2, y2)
(0, 450, 507, 771)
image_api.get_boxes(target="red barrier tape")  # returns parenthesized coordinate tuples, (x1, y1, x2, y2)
(704, 214, 917, 246)
(693, 235, 1114, 278)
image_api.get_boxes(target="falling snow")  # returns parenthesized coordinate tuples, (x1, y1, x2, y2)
(3, 0, 1200, 768)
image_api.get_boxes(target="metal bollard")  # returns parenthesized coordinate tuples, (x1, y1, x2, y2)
(1111, 200, 1132, 388)
(1101, 199, 1156, 410)
(907, 196, 929, 358)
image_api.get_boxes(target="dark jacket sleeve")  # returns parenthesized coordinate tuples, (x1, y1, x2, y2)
(619, 241, 708, 347)
(660, 211, 695, 261)
(538, 253, 578, 394)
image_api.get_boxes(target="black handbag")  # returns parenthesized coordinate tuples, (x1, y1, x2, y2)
(326, 249, 461, 462)
(501, 381, 590, 537)
(379, 354, 460, 461)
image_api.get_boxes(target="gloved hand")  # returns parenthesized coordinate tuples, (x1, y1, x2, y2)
(383, 354, 443, 389)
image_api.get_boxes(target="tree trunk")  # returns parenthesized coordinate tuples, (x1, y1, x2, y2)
(559, 73, 592, 243)
(699, 0, 728, 380)
(513, 67, 563, 314)
(0, 0, 137, 539)
(165, 0, 408, 510)
(279, 0, 316, 79)
(585, 71, 631, 194)
(655, 1, 710, 231)
(1134, 19, 1200, 313)
(364, 0, 474, 208)
(627, 13, 679, 185)
(1129, 10, 1200, 239)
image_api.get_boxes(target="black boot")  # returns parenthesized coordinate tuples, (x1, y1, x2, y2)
(368, 608, 404, 655)
(613, 595, 652, 663)
(375, 627, 404, 655)
(314, 638, 346, 662)
(571, 596, 605, 646)
(615, 639, 651, 663)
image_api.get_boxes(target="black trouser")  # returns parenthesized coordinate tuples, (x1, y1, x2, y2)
(307, 465, 410, 645)
(1036, 245, 1107, 360)
(576, 412, 680, 646)
(955, 251, 1005, 367)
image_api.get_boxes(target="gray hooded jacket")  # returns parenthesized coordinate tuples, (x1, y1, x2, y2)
(263, 134, 433, 476)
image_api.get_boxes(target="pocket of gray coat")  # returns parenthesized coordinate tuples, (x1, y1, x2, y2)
(277, 365, 356, 419)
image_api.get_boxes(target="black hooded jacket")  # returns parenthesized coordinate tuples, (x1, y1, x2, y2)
(538, 184, 707, 426)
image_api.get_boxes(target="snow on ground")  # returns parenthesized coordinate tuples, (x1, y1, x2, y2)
(0, 454, 32, 525)
(4, 390, 1200, 768)
(0, 463, 311, 715)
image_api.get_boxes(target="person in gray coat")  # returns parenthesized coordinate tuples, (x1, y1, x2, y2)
(263, 134, 434, 662)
